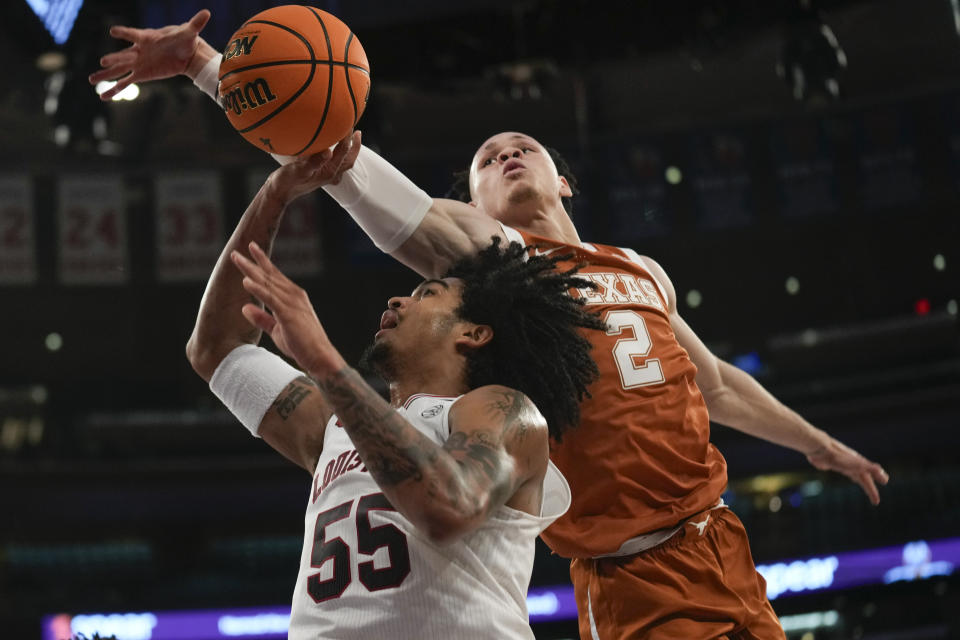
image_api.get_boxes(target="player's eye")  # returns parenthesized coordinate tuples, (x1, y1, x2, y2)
(482, 156, 496, 167)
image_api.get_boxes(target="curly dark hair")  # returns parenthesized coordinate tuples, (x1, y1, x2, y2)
(444, 238, 605, 440)
(444, 145, 580, 218)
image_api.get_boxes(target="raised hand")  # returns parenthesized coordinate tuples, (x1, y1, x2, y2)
(232, 242, 341, 377)
(806, 437, 890, 505)
(267, 131, 363, 204)
(88, 9, 214, 101)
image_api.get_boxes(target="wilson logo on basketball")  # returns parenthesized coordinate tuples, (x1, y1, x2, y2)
(223, 35, 259, 60)
(221, 78, 278, 115)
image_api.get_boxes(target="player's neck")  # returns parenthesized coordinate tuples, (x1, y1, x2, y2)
(509, 205, 581, 245)
(385, 362, 469, 408)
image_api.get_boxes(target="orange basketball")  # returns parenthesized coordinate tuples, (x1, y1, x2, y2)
(218, 5, 370, 157)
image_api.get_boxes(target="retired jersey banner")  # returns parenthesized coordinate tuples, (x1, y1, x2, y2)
(246, 169, 322, 276)
(57, 176, 128, 285)
(770, 119, 840, 219)
(155, 172, 224, 282)
(0, 175, 37, 285)
(690, 131, 754, 230)
(605, 141, 672, 239)
(856, 107, 921, 212)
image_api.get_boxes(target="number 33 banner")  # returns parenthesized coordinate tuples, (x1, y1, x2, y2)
(155, 172, 224, 282)
(57, 175, 128, 285)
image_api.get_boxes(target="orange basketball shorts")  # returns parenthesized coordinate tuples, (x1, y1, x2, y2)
(569, 508, 786, 639)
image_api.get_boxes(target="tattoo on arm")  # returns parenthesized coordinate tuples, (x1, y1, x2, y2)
(271, 376, 317, 420)
(319, 370, 528, 523)
(319, 368, 436, 487)
(484, 389, 528, 444)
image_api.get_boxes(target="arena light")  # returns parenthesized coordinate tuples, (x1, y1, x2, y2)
(785, 276, 800, 295)
(95, 80, 141, 102)
(25, 0, 85, 45)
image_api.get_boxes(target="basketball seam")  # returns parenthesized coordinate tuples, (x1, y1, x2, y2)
(292, 7, 336, 156)
(226, 20, 318, 135)
(343, 32, 359, 127)
(220, 59, 370, 76)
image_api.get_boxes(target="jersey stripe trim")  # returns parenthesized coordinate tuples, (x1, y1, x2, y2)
(620, 247, 670, 305)
(401, 393, 458, 409)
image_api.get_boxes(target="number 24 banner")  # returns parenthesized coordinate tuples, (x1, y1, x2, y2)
(57, 175, 128, 285)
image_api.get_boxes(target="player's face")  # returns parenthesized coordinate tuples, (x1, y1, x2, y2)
(367, 278, 467, 374)
(468, 132, 572, 221)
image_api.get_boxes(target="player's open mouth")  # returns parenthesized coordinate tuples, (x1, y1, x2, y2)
(502, 160, 525, 176)
(377, 309, 398, 336)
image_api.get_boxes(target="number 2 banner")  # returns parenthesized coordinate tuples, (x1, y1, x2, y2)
(155, 172, 224, 282)
(57, 175, 128, 285)
(0, 174, 36, 285)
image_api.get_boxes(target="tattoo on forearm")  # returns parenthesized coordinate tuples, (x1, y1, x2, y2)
(320, 368, 436, 487)
(272, 376, 317, 420)
(319, 369, 524, 521)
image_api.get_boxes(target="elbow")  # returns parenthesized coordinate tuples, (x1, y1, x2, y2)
(417, 499, 486, 546)
(422, 516, 471, 547)
(186, 331, 222, 383)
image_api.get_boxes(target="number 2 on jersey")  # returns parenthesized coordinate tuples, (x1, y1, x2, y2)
(308, 493, 411, 603)
(605, 310, 666, 389)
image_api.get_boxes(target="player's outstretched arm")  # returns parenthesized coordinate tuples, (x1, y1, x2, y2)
(88, 14, 505, 277)
(233, 244, 547, 543)
(89, 10, 218, 100)
(186, 145, 357, 472)
(640, 253, 889, 504)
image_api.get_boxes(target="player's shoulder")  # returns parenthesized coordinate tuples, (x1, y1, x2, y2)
(452, 385, 548, 432)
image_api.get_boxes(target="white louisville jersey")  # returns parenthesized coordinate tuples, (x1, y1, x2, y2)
(288, 393, 571, 640)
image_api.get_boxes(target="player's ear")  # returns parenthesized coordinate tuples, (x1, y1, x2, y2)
(455, 324, 493, 351)
(468, 201, 479, 208)
(558, 176, 573, 198)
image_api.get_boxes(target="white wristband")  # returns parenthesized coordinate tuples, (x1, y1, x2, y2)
(323, 146, 433, 253)
(193, 53, 222, 104)
(194, 52, 298, 165)
(209, 344, 302, 437)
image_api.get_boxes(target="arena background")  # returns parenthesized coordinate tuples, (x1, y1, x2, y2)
(1, 0, 958, 638)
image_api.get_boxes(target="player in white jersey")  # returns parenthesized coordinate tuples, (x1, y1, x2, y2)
(185, 155, 606, 638)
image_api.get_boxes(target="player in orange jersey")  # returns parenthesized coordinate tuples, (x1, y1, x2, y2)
(92, 13, 888, 639)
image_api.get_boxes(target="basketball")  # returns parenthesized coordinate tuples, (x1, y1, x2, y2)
(217, 5, 370, 157)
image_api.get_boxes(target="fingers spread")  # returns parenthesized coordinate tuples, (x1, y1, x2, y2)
(97, 78, 133, 101)
(109, 25, 141, 43)
(188, 9, 212, 33)
(241, 303, 276, 334)
(89, 67, 130, 86)
(859, 471, 880, 505)
(248, 241, 283, 279)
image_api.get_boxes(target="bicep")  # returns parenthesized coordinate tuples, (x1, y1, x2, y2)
(258, 375, 335, 473)
(445, 387, 547, 510)
(670, 311, 723, 396)
(390, 198, 506, 278)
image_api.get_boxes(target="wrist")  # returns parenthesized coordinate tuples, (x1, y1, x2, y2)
(803, 431, 833, 457)
(306, 350, 348, 382)
(186, 39, 218, 79)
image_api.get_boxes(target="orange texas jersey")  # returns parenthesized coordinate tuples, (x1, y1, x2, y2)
(504, 226, 727, 558)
